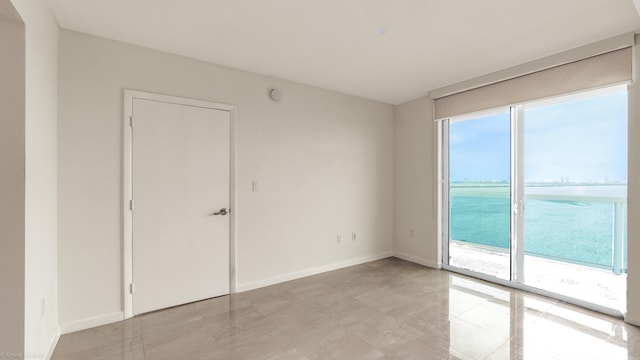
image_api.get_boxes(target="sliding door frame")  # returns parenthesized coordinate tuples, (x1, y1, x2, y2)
(441, 107, 514, 281)
(441, 121, 450, 266)
(439, 103, 625, 318)
(511, 105, 525, 283)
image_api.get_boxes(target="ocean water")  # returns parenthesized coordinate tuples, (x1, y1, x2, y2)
(450, 184, 627, 269)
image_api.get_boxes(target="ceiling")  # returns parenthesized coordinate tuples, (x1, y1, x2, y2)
(46, 0, 640, 105)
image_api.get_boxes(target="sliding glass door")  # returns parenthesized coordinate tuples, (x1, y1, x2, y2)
(443, 86, 628, 312)
(521, 89, 628, 310)
(447, 110, 511, 280)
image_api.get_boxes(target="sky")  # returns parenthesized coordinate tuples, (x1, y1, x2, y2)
(449, 90, 627, 183)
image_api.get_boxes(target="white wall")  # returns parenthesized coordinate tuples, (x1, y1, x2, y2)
(392, 97, 439, 267)
(0, 2, 25, 356)
(57, 30, 394, 330)
(625, 41, 640, 326)
(9, 0, 60, 358)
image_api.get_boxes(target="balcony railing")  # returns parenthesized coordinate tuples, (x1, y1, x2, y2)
(524, 185, 626, 274)
(450, 184, 627, 275)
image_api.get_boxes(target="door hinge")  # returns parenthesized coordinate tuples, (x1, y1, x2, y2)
(129, 199, 134, 211)
(129, 116, 134, 127)
(129, 283, 135, 294)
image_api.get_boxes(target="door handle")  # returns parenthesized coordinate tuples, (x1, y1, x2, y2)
(210, 208, 230, 216)
(513, 200, 523, 216)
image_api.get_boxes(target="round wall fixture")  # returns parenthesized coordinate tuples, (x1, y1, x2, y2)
(269, 88, 282, 102)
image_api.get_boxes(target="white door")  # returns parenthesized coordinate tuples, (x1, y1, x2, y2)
(131, 98, 230, 315)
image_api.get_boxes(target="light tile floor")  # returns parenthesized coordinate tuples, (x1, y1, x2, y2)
(52, 257, 640, 360)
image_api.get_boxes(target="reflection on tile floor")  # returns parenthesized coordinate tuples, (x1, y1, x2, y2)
(52, 257, 640, 360)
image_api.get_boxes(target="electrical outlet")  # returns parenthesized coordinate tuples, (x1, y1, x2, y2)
(40, 297, 45, 317)
(352, 233, 357, 241)
(337, 235, 342, 244)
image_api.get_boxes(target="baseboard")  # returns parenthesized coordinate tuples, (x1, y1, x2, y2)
(393, 251, 440, 269)
(59, 311, 124, 335)
(44, 326, 60, 360)
(236, 251, 394, 292)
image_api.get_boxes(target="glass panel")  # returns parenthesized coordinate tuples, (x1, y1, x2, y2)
(449, 110, 511, 280)
(522, 87, 627, 311)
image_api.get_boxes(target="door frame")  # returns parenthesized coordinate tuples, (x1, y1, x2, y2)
(122, 89, 237, 319)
